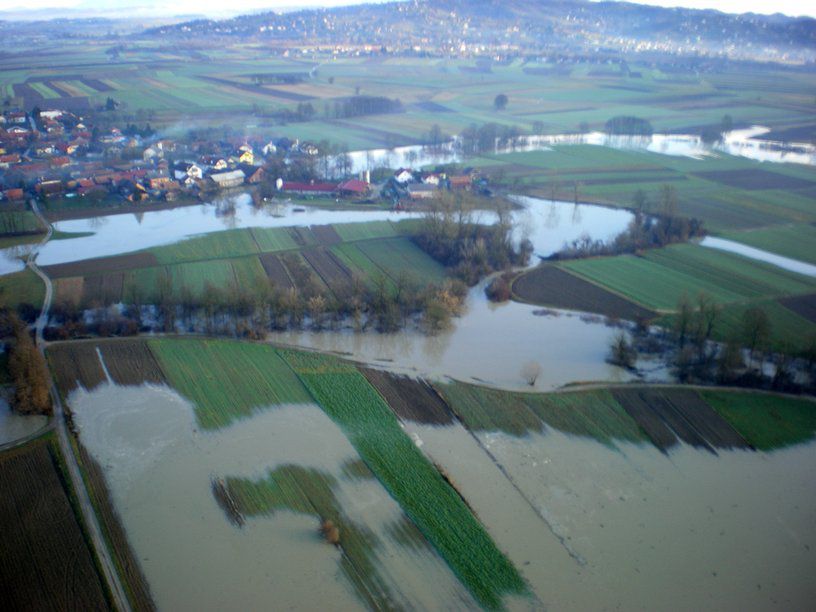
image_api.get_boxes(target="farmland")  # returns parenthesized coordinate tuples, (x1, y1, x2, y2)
(511, 264, 656, 320)
(720, 224, 816, 265)
(0, 211, 45, 236)
(46, 220, 449, 307)
(0, 268, 45, 314)
(44, 335, 816, 610)
(279, 349, 528, 609)
(148, 338, 312, 429)
(0, 434, 110, 611)
(542, 243, 816, 349)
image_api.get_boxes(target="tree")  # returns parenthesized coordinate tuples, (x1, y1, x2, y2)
(608, 332, 637, 370)
(716, 340, 744, 382)
(493, 93, 508, 111)
(674, 294, 694, 348)
(521, 361, 542, 386)
(720, 114, 734, 134)
(741, 307, 771, 368)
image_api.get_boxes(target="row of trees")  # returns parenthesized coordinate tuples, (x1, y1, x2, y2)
(552, 186, 704, 260)
(0, 310, 51, 416)
(609, 292, 816, 393)
(49, 268, 469, 342)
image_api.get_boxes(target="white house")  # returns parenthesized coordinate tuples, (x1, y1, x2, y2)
(394, 168, 413, 184)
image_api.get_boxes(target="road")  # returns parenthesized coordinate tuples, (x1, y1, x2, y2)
(27, 200, 133, 612)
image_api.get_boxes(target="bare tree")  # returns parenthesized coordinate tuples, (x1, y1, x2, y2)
(521, 361, 542, 386)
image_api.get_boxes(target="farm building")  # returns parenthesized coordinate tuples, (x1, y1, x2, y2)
(449, 175, 472, 190)
(337, 179, 371, 197)
(210, 170, 246, 189)
(407, 184, 437, 199)
(279, 181, 338, 195)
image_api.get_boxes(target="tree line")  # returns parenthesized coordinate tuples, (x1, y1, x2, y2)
(0, 309, 51, 416)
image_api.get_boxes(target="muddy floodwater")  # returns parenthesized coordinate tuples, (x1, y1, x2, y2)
(407, 421, 816, 611)
(266, 197, 641, 390)
(70, 379, 816, 611)
(69, 381, 474, 611)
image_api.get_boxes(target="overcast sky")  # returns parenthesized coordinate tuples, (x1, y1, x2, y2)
(0, 0, 814, 19)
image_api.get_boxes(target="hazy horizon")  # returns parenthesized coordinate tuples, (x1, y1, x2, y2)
(0, 0, 814, 20)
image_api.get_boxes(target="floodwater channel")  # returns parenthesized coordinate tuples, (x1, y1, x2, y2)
(338, 126, 816, 174)
(700, 236, 816, 277)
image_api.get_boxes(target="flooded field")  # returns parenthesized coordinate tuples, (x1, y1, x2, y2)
(339, 126, 816, 173)
(408, 421, 816, 611)
(68, 373, 816, 611)
(69, 380, 474, 611)
(0, 399, 48, 446)
(30, 196, 423, 268)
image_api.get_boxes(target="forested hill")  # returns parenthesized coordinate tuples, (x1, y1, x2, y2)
(146, 0, 816, 62)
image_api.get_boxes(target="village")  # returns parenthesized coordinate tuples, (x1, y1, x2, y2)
(0, 107, 481, 212)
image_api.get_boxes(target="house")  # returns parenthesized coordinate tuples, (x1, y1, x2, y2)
(200, 155, 228, 171)
(35, 180, 64, 197)
(0, 153, 20, 168)
(7, 112, 26, 124)
(422, 173, 442, 186)
(243, 166, 265, 184)
(148, 176, 179, 191)
(261, 141, 277, 156)
(337, 179, 370, 197)
(237, 150, 254, 165)
(394, 168, 413, 184)
(407, 183, 437, 200)
(50, 156, 71, 168)
(449, 175, 473, 190)
(210, 169, 246, 189)
(279, 181, 338, 195)
(143, 147, 159, 161)
(173, 162, 203, 181)
(298, 142, 319, 156)
(3, 188, 24, 202)
(35, 143, 56, 156)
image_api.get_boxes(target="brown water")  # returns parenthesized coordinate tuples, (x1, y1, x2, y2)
(408, 421, 816, 610)
(68, 382, 474, 611)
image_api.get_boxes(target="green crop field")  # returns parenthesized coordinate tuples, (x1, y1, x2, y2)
(249, 227, 299, 252)
(148, 339, 311, 429)
(280, 349, 527, 609)
(151, 229, 260, 264)
(332, 220, 398, 242)
(439, 382, 648, 445)
(356, 237, 447, 282)
(0, 211, 44, 236)
(561, 244, 816, 311)
(0, 269, 45, 312)
(701, 391, 816, 450)
(721, 225, 816, 265)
